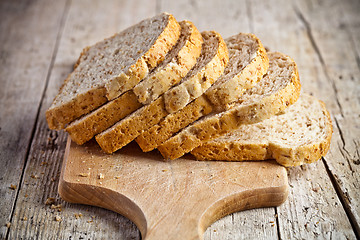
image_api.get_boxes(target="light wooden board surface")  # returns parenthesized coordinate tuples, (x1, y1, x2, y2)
(0, 0, 359, 239)
(60, 138, 288, 239)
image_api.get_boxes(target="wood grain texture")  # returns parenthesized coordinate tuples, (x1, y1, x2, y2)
(161, 0, 252, 38)
(60, 138, 288, 240)
(293, 0, 360, 236)
(6, 0, 156, 239)
(1, 0, 359, 239)
(249, 0, 357, 238)
(0, 0, 67, 238)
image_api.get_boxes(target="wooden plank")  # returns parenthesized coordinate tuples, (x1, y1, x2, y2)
(160, 0, 252, 38)
(205, 208, 278, 240)
(4, 0, 358, 239)
(60, 139, 288, 240)
(294, 0, 360, 236)
(249, 0, 357, 238)
(0, 0, 68, 238)
(161, 1, 280, 239)
(7, 0, 156, 239)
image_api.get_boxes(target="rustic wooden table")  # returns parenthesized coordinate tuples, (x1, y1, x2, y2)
(1, 0, 359, 239)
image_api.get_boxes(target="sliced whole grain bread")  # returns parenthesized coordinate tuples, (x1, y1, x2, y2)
(46, 13, 180, 130)
(65, 20, 203, 145)
(96, 31, 229, 153)
(135, 95, 213, 152)
(205, 33, 268, 110)
(136, 33, 268, 152)
(133, 21, 204, 105)
(157, 52, 301, 159)
(163, 31, 228, 113)
(191, 94, 332, 167)
(65, 91, 142, 145)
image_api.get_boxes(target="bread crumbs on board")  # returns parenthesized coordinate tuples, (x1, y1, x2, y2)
(45, 197, 55, 205)
(31, 174, 39, 179)
(51, 204, 62, 212)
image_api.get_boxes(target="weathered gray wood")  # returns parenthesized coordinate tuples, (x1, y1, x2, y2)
(7, 0, 157, 239)
(161, 0, 252, 38)
(249, 0, 357, 238)
(294, 0, 360, 237)
(0, 0, 67, 238)
(205, 208, 278, 240)
(2, 0, 359, 239)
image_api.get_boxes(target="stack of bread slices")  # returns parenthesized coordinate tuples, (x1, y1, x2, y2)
(46, 13, 332, 167)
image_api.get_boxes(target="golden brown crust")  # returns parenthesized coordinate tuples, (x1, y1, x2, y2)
(65, 91, 142, 145)
(191, 142, 270, 161)
(191, 98, 333, 167)
(272, 100, 333, 167)
(105, 14, 181, 100)
(46, 87, 108, 130)
(135, 95, 213, 152)
(164, 31, 229, 113)
(157, 53, 301, 160)
(205, 34, 269, 109)
(96, 27, 207, 153)
(132, 20, 203, 105)
(135, 32, 229, 152)
(64, 20, 202, 146)
(46, 13, 181, 130)
(95, 97, 168, 154)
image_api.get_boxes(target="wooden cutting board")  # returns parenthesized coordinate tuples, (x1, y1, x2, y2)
(59, 138, 289, 239)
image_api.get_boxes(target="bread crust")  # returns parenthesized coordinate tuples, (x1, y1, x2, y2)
(105, 14, 182, 100)
(95, 22, 206, 153)
(46, 13, 181, 130)
(135, 95, 213, 152)
(64, 20, 202, 146)
(191, 96, 333, 167)
(136, 33, 269, 152)
(132, 20, 203, 105)
(65, 91, 142, 145)
(205, 33, 269, 109)
(163, 31, 229, 113)
(96, 97, 169, 153)
(157, 52, 301, 160)
(135, 31, 229, 152)
(273, 99, 332, 166)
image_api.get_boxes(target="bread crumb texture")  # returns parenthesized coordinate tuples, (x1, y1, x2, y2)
(158, 52, 301, 159)
(191, 94, 332, 167)
(46, 13, 180, 130)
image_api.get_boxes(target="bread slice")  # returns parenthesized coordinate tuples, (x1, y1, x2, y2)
(65, 91, 141, 145)
(158, 52, 301, 160)
(135, 95, 212, 152)
(205, 33, 269, 110)
(46, 13, 180, 130)
(65, 20, 203, 145)
(191, 94, 332, 167)
(136, 33, 268, 152)
(162, 31, 228, 113)
(133, 21, 204, 105)
(96, 31, 229, 153)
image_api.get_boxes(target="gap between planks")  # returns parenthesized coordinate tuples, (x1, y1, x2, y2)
(292, 0, 360, 237)
(4, 1, 71, 239)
